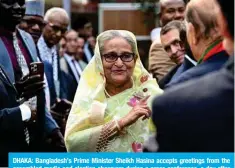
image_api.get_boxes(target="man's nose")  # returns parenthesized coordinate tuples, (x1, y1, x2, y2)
(175, 11, 184, 20)
(171, 45, 178, 54)
(31, 24, 40, 31)
(12, 2, 21, 9)
(56, 30, 62, 37)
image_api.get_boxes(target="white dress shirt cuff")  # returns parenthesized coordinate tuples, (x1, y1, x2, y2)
(19, 104, 31, 121)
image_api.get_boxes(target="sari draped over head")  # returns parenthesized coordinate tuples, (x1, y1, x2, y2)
(65, 30, 163, 152)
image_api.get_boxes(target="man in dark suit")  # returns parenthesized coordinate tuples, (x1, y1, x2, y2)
(144, 0, 234, 152)
(164, 0, 229, 88)
(73, 17, 94, 64)
(60, 30, 82, 102)
(37, 7, 70, 106)
(19, 2, 71, 135)
(0, 65, 45, 166)
(158, 20, 196, 89)
(0, 0, 65, 162)
(148, 0, 186, 82)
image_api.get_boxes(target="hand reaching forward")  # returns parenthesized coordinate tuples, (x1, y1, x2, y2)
(119, 95, 151, 129)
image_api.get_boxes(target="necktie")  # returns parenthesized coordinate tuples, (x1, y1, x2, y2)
(72, 59, 80, 82)
(13, 32, 33, 144)
(13, 33, 29, 76)
(52, 50, 60, 97)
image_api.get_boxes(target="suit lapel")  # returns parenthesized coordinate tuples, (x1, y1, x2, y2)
(66, 60, 78, 85)
(18, 29, 37, 62)
(0, 38, 15, 84)
(0, 65, 17, 92)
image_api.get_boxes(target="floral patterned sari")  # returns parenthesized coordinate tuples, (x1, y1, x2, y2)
(64, 30, 163, 152)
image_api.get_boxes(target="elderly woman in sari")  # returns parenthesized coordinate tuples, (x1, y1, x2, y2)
(65, 30, 163, 152)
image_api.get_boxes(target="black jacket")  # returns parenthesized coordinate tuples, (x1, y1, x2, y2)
(0, 66, 29, 166)
(145, 56, 234, 152)
(159, 56, 195, 89)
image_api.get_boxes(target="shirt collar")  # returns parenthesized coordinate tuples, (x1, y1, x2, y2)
(64, 53, 74, 62)
(198, 39, 224, 64)
(185, 54, 197, 66)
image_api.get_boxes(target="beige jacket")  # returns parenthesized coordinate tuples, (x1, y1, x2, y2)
(148, 40, 176, 81)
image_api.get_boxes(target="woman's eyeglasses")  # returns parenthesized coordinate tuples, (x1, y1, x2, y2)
(102, 52, 135, 63)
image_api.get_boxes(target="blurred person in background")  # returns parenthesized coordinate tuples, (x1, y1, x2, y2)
(75, 37, 87, 70)
(18, 0, 46, 43)
(144, 0, 234, 152)
(37, 7, 72, 134)
(59, 37, 66, 57)
(60, 30, 83, 102)
(164, 0, 229, 87)
(19, 1, 71, 136)
(158, 20, 196, 89)
(74, 17, 94, 64)
(148, 0, 186, 82)
(18, 0, 68, 148)
(38, 7, 69, 105)
(87, 35, 96, 51)
(0, 0, 65, 164)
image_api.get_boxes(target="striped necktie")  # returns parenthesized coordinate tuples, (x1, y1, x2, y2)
(72, 59, 80, 80)
(12, 32, 31, 144)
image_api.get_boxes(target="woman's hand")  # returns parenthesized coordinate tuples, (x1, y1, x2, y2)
(118, 95, 151, 129)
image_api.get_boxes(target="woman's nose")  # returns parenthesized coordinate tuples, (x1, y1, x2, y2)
(115, 57, 124, 67)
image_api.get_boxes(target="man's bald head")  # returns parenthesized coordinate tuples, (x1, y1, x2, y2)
(42, 7, 70, 47)
(185, 0, 221, 40)
(159, 0, 185, 26)
(44, 7, 69, 25)
(185, 0, 222, 60)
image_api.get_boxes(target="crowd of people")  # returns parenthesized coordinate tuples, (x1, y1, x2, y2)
(0, 0, 233, 166)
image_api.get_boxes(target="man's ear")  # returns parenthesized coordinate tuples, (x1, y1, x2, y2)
(188, 22, 198, 45)
(217, 9, 230, 39)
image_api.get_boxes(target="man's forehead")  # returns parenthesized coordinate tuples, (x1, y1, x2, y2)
(161, 29, 180, 44)
(161, 0, 185, 7)
(66, 31, 78, 38)
(78, 38, 84, 43)
(23, 15, 44, 21)
(48, 16, 68, 27)
(47, 12, 69, 25)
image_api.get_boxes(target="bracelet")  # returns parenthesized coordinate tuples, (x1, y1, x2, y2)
(115, 119, 127, 135)
(115, 120, 122, 131)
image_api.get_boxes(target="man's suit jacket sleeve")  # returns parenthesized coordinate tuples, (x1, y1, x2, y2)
(150, 65, 234, 152)
(0, 107, 24, 133)
(148, 41, 176, 82)
(44, 105, 58, 135)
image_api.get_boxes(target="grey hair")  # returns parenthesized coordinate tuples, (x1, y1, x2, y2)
(98, 30, 137, 55)
(44, 7, 69, 23)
